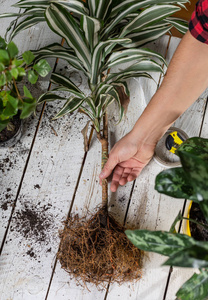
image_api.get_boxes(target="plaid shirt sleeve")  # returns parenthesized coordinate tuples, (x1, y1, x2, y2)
(189, 0, 208, 44)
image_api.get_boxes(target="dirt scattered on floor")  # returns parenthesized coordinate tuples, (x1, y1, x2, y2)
(26, 248, 37, 258)
(11, 203, 54, 245)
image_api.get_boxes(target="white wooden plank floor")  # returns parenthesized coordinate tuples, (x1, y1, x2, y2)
(1, 3, 208, 300)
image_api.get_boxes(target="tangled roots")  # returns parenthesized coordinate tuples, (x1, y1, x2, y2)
(57, 207, 143, 287)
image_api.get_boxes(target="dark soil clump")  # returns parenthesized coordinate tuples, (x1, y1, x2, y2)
(58, 207, 143, 288)
(190, 202, 208, 241)
(12, 203, 54, 244)
(0, 113, 21, 143)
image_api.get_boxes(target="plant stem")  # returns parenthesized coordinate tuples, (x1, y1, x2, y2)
(97, 113, 108, 208)
(183, 216, 208, 231)
(13, 78, 23, 102)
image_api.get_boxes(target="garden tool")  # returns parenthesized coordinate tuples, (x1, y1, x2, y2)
(166, 131, 185, 154)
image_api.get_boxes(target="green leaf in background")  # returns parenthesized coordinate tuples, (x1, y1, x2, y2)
(23, 86, 33, 99)
(20, 98, 36, 119)
(17, 67, 26, 77)
(176, 269, 208, 300)
(155, 168, 199, 201)
(125, 230, 196, 256)
(0, 73, 6, 87)
(0, 36, 6, 49)
(12, 58, 24, 67)
(3, 94, 18, 117)
(10, 67, 19, 79)
(0, 62, 5, 72)
(28, 70, 38, 84)
(5, 71, 12, 82)
(163, 244, 208, 268)
(199, 201, 208, 223)
(0, 49, 10, 64)
(7, 41, 19, 59)
(33, 59, 51, 77)
(22, 50, 35, 64)
(0, 119, 10, 131)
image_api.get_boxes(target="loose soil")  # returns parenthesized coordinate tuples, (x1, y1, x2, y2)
(190, 202, 208, 241)
(0, 113, 21, 143)
(11, 203, 54, 244)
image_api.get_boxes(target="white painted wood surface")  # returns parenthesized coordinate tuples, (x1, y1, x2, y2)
(0, 2, 208, 300)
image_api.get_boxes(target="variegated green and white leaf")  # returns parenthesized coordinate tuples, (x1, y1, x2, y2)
(111, 0, 188, 17)
(125, 229, 196, 256)
(81, 15, 101, 51)
(37, 91, 66, 104)
(14, 0, 48, 8)
(96, 93, 115, 118)
(104, 0, 186, 37)
(107, 87, 124, 122)
(91, 38, 131, 85)
(53, 96, 85, 119)
(111, 81, 130, 97)
(176, 269, 208, 300)
(87, 0, 99, 17)
(33, 43, 86, 73)
(120, 5, 180, 37)
(105, 48, 167, 70)
(95, 0, 112, 19)
(50, 73, 85, 98)
(106, 60, 163, 82)
(95, 83, 113, 105)
(84, 97, 96, 117)
(124, 25, 172, 48)
(52, 0, 88, 15)
(10, 13, 45, 40)
(165, 17, 188, 34)
(45, 3, 91, 72)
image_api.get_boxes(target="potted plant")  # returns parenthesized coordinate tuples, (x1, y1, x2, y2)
(126, 137, 208, 300)
(0, 0, 190, 287)
(0, 36, 51, 147)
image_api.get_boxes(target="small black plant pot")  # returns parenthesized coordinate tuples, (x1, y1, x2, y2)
(0, 113, 23, 148)
(184, 201, 208, 241)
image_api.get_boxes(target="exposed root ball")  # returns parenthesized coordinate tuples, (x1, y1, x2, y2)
(57, 207, 143, 287)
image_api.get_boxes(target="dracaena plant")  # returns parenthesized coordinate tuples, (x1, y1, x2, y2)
(0, 36, 51, 132)
(126, 137, 208, 300)
(0, 0, 189, 135)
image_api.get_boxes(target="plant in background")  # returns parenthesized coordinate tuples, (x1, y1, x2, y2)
(0, 0, 190, 287)
(0, 36, 51, 143)
(126, 137, 208, 300)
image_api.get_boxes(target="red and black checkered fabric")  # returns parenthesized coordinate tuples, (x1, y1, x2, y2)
(189, 0, 208, 44)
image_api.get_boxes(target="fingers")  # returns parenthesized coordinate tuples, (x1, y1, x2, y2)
(127, 167, 143, 182)
(99, 153, 118, 180)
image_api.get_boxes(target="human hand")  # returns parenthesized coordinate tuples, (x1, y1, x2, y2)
(99, 131, 156, 192)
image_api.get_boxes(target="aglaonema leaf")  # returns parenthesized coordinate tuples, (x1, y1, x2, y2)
(155, 167, 199, 202)
(125, 230, 196, 256)
(176, 269, 208, 300)
(163, 244, 208, 268)
(178, 151, 208, 202)
(177, 137, 208, 160)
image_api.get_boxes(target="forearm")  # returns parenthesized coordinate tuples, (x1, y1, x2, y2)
(132, 31, 208, 144)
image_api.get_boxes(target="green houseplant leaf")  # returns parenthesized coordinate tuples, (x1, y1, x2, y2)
(125, 230, 196, 256)
(176, 269, 208, 300)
